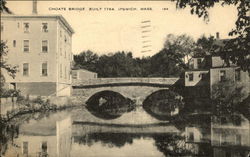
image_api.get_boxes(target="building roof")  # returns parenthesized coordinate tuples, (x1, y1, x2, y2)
(1, 14, 75, 34)
(213, 39, 230, 47)
(192, 38, 231, 58)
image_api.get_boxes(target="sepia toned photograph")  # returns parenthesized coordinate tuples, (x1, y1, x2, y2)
(0, 0, 250, 156)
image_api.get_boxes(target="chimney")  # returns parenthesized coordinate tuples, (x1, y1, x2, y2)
(216, 32, 220, 39)
(32, 0, 38, 14)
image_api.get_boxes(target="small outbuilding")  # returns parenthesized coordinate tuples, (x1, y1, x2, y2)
(72, 69, 98, 81)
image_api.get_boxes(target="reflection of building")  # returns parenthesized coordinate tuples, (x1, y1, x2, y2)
(185, 127, 210, 143)
(71, 69, 98, 82)
(4, 117, 72, 157)
(10, 135, 57, 157)
(184, 114, 250, 157)
(211, 114, 250, 146)
(1, 1, 74, 96)
(211, 114, 250, 157)
(184, 115, 212, 156)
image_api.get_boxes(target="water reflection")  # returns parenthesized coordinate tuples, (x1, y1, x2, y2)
(211, 114, 250, 157)
(74, 133, 135, 148)
(2, 110, 73, 157)
(86, 90, 135, 119)
(1, 107, 250, 157)
(183, 113, 250, 157)
(143, 89, 183, 120)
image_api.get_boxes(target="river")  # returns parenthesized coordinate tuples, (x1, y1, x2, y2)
(1, 105, 250, 157)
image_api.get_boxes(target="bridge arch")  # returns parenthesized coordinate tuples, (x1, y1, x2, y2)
(142, 89, 184, 120)
(72, 86, 170, 105)
(85, 90, 135, 120)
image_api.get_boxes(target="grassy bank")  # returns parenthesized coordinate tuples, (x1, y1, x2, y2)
(1, 96, 78, 122)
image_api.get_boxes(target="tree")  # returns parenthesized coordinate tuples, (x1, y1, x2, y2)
(73, 50, 99, 72)
(95, 51, 139, 77)
(73, 34, 195, 77)
(211, 80, 248, 114)
(0, 41, 18, 90)
(0, 0, 12, 14)
(134, 56, 151, 77)
(176, 0, 250, 73)
(164, 34, 195, 58)
(150, 48, 186, 77)
(154, 134, 203, 156)
(150, 34, 194, 77)
(193, 35, 217, 57)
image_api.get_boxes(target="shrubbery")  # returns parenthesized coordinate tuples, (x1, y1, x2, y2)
(211, 80, 248, 114)
(0, 89, 20, 98)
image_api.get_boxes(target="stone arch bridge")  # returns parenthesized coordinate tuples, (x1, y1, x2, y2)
(72, 78, 181, 104)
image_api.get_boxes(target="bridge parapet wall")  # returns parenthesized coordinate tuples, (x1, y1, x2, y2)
(73, 77, 180, 86)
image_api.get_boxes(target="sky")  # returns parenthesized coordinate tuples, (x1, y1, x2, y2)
(6, 1, 238, 57)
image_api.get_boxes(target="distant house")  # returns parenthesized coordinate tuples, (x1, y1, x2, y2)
(1, 2, 74, 96)
(185, 55, 250, 99)
(184, 34, 250, 99)
(72, 69, 98, 82)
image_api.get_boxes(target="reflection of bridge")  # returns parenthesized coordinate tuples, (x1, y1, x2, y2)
(72, 122, 180, 136)
(72, 77, 181, 103)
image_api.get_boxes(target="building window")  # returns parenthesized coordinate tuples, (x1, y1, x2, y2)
(60, 30, 62, 37)
(220, 117, 227, 125)
(221, 134, 227, 145)
(188, 132, 194, 141)
(42, 40, 48, 53)
(235, 69, 241, 81)
(197, 58, 202, 69)
(41, 141, 48, 154)
(42, 62, 48, 76)
(188, 73, 193, 81)
(23, 63, 29, 76)
(1, 22, 3, 32)
(60, 47, 62, 56)
(23, 23, 29, 33)
(68, 70, 71, 80)
(72, 72, 77, 79)
(235, 134, 241, 145)
(219, 70, 226, 82)
(232, 115, 241, 126)
(64, 66, 67, 79)
(22, 141, 28, 154)
(42, 23, 48, 32)
(9, 83, 16, 90)
(60, 64, 62, 78)
(64, 35, 67, 43)
(200, 73, 206, 80)
(23, 40, 29, 52)
(189, 59, 194, 69)
(13, 40, 16, 47)
(17, 22, 20, 28)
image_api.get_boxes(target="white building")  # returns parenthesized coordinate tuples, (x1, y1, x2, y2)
(1, 2, 74, 96)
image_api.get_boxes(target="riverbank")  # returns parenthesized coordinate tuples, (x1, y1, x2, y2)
(0, 96, 85, 121)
